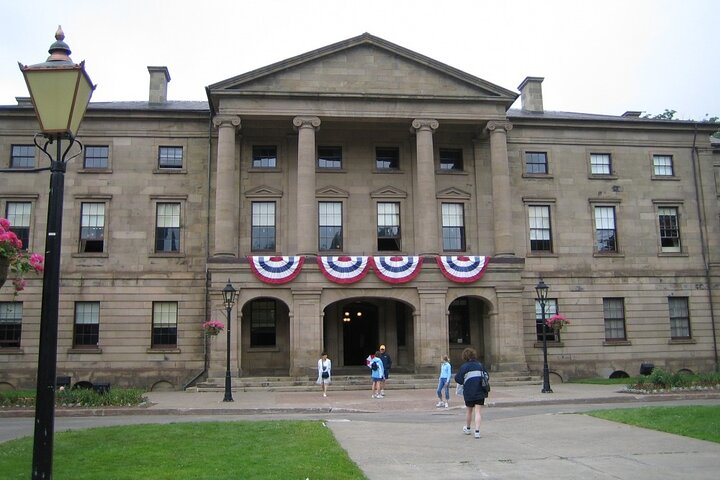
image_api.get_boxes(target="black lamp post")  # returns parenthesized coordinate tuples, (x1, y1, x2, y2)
(535, 277, 553, 393)
(222, 280, 238, 402)
(19, 27, 95, 479)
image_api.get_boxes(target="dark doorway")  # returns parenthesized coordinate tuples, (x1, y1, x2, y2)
(342, 302, 378, 365)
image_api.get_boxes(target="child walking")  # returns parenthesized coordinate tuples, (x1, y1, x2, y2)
(435, 354, 452, 408)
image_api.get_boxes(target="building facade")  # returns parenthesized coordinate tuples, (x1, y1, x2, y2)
(1, 34, 718, 391)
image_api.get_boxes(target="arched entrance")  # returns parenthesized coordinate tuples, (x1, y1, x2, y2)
(341, 302, 378, 365)
(240, 297, 291, 376)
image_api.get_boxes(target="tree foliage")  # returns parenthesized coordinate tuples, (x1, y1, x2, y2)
(643, 110, 720, 138)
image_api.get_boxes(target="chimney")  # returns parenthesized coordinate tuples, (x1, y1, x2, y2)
(518, 76, 544, 113)
(148, 66, 171, 104)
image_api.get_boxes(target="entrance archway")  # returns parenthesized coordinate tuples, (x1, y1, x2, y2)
(341, 302, 378, 365)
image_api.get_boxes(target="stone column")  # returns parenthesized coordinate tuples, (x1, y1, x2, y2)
(293, 116, 321, 255)
(411, 119, 439, 255)
(414, 287, 448, 373)
(489, 286, 528, 371)
(486, 121, 514, 256)
(212, 115, 241, 256)
(290, 288, 322, 376)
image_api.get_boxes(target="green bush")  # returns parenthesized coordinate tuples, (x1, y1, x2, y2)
(629, 368, 720, 391)
(0, 388, 147, 408)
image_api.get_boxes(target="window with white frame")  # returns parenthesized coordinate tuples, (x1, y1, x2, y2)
(318, 146, 342, 169)
(535, 298, 558, 342)
(0, 302, 22, 348)
(658, 207, 681, 253)
(441, 203, 465, 251)
(377, 202, 401, 251)
(528, 205, 552, 252)
(319, 201, 342, 251)
(10, 145, 34, 168)
(155, 202, 181, 253)
(5, 202, 32, 250)
(158, 146, 183, 169)
(74, 302, 100, 348)
(603, 298, 626, 341)
(594, 206, 617, 252)
(80, 202, 105, 253)
(653, 155, 674, 176)
(251, 202, 276, 251)
(152, 302, 177, 348)
(84, 146, 109, 169)
(525, 152, 548, 174)
(590, 153, 612, 175)
(669, 297, 691, 339)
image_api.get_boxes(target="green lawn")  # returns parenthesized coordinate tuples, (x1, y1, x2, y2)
(586, 405, 720, 443)
(0, 421, 366, 480)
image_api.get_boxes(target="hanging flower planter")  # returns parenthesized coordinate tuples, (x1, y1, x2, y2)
(546, 313, 570, 332)
(1, 218, 44, 294)
(202, 320, 225, 336)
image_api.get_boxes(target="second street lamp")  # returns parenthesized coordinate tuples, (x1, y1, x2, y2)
(222, 280, 238, 402)
(535, 277, 553, 393)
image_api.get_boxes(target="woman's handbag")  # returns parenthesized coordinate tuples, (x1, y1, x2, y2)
(321, 371, 329, 379)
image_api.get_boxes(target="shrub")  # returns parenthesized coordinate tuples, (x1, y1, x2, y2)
(0, 388, 147, 408)
(629, 369, 720, 391)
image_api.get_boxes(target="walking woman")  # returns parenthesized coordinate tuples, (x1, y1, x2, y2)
(455, 347, 489, 438)
(317, 351, 332, 397)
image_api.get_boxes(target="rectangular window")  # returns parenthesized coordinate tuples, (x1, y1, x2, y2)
(5, 202, 32, 250)
(449, 298, 470, 344)
(250, 299, 276, 347)
(439, 148, 463, 171)
(252, 146, 277, 168)
(318, 146, 342, 169)
(84, 146, 109, 169)
(73, 302, 100, 348)
(155, 203, 181, 253)
(10, 145, 34, 168)
(0, 302, 22, 349)
(590, 153, 612, 175)
(658, 207, 681, 253)
(80, 202, 105, 253)
(319, 202, 342, 251)
(603, 298, 626, 341)
(158, 146, 183, 169)
(669, 297, 691, 339)
(595, 206, 617, 252)
(528, 205, 552, 252)
(535, 299, 558, 342)
(152, 302, 178, 348)
(525, 152, 548, 174)
(653, 155, 674, 176)
(441, 203, 465, 251)
(377, 202, 401, 251)
(251, 202, 276, 251)
(376, 147, 400, 170)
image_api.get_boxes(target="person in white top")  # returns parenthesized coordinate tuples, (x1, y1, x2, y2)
(316, 352, 332, 397)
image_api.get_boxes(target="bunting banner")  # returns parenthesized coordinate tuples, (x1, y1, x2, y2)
(370, 256, 423, 284)
(436, 256, 490, 283)
(318, 256, 370, 284)
(248, 256, 305, 284)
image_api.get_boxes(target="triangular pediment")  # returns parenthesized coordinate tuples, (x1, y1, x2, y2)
(437, 187, 471, 200)
(208, 33, 517, 106)
(316, 186, 350, 198)
(245, 185, 283, 198)
(370, 185, 408, 198)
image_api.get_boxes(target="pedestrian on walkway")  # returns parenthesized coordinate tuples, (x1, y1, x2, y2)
(378, 344, 392, 397)
(455, 347, 489, 439)
(369, 350, 384, 398)
(316, 352, 332, 397)
(436, 354, 452, 408)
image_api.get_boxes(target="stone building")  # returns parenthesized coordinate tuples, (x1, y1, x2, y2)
(1, 33, 718, 391)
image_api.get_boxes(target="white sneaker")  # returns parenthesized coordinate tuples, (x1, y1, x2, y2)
(372, 394, 377, 398)
(323, 393, 327, 397)
(474, 430, 481, 439)
(463, 426, 472, 435)
(444, 402, 449, 408)
(435, 401, 444, 407)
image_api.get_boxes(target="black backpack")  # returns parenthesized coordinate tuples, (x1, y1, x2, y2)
(371, 362, 378, 371)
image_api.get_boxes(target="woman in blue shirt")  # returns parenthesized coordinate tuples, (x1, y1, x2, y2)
(435, 355, 452, 408)
(454, 347, 489, 438)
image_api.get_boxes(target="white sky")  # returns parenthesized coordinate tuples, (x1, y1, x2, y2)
(1, 0, 717, 120)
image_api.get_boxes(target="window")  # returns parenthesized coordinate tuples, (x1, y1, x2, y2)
(74, 302, 100, 348)
(377, 202, 401, 251)
(439, 148, 463, 171)
(535, 299, 558, 342)
(158, 146, 183, 169)
(80, 202, 105, 253)
(252, 146, 277, 168)
(251, 202, 276, 251)
(603, 298, 626, 341)
(658, 207, 681, 253)
(594, 206, 617, 253)
(318, 146, 342, 169)
(442, 203, 465, 251)
(250, 299, 276, 347)
(376, 147, 399, 170)
(448, 299, 470, 344)
(590, 153, 612, 175)
(528, 205, 552, 252)
(5, 202, 32, 250)
(319, 202, 342, 251)
(84, 146, 109, 169)
(653, 155, 674, 176)
(152, 302, 177, 348)
(0, 302, 22, 348)
(525, 152, 548, 174)
(669, 297, 691, 339)
(10, 145, 34, 168)
(155, 203, 181, 253)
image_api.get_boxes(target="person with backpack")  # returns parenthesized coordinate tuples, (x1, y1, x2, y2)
(368, 350, 385, 398)
(454, 347, 490, 439)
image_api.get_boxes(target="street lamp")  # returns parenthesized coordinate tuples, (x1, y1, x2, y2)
(19, 26, 95, 479)
(535, 277, 553, 393)
(222, 280, 238, 402)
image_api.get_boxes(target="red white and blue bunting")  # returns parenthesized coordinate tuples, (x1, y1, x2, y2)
(370, 256, 423, 284)
(436, 256, 489, 283)
(248, 256, 305, 284)
(318, 256, 370, 284)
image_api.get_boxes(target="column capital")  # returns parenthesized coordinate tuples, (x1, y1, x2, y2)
(411, 118, 439, 133)
(212, 115, 241, 129)
(486, 120, 513, 133)
(293, 116, 321, 130)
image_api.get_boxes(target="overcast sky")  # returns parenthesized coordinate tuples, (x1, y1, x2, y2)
(1, 0, 717, 120)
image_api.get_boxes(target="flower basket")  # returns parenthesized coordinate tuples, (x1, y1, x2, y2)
(546, 314, 570, 332)
(202, 320, 225, 336)
(1, 218, 44, 294)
